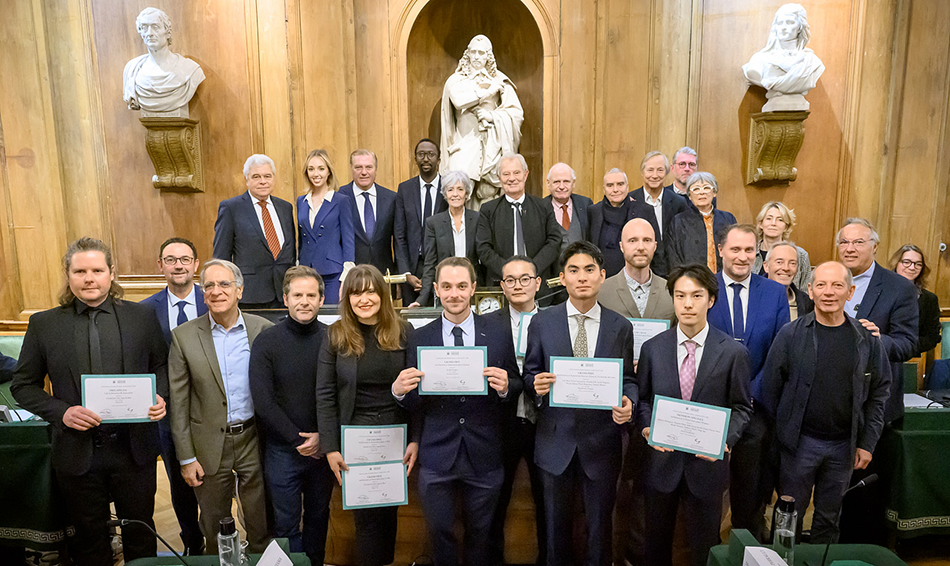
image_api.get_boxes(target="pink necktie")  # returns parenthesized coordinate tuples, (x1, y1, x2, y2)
(680, 340, 697, 401)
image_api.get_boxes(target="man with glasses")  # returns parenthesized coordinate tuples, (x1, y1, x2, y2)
(141, 237, 207, 555)
(834, 218, 917, 544)
(670, 147, 698, 197)
(169, 259, 274, 554)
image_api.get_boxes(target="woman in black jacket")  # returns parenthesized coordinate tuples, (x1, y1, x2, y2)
(890, 244, 941, 356)
(667, 172, 737, 273)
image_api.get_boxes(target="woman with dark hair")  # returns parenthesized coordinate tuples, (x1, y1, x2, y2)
(890, 244, 941, 356)
(667, 172, 737, 273)
(316, 265, 417, 565)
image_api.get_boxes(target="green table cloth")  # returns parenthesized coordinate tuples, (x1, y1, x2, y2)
(126, 539, 311, 566)
(707, 530, 907, 565)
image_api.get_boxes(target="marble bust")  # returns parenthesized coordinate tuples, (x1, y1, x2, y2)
(742, 3, 825, 112)
(123, 7, 205, 117)
(440, 35, 524, 207)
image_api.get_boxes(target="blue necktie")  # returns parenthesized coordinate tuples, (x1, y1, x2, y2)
(362, 192, 375, 239)
(731, 283, 744, 339)
(176, 300, 188, 327)
(452, 326, 464, 347)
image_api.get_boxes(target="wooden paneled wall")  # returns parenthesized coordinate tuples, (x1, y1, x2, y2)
(0, 0, 948, 321)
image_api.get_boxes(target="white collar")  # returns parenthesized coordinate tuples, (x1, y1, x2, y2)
(505, 193, 526, 206)
(354, 184, 377, 197)
(566, 299, 601, 322)
(167, 286, 196, 307)
(644, 187, 664, 206)
(248, 192, 273, 205)
(420, 175, 440, 190)
(722, 271, 751, 290)
(305, 191, 334, 206)
(676, 322, 709, 347)
(509, 303, 538, 322)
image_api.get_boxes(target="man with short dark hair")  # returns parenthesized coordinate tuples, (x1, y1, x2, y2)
(249, 266, 332, 565)
(340, 149, 398, 275)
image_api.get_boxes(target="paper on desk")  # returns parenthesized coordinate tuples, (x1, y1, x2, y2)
(904, 393, 939, 408)
(257, 540, 292, 566)
(743, 546, 787, 566)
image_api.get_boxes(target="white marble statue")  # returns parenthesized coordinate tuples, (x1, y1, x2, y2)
(441, 35, 524, 207)
(123, 7, 205, 117)
(742, 3, 825, 112)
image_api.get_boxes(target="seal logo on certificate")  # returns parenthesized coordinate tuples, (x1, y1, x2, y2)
(549, 357, 622, 410)
(81, 374, 156, 423)
(341, 424, 409, 509)
(648, 395, 731, 460)
(417, 346, 488, 395)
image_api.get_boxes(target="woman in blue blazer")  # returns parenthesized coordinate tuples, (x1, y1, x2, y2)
(668, 171, 737, 273)
(297, 149, 355, 303)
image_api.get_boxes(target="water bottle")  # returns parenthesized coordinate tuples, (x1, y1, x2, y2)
(217, 517, 242, 566)
(773, 495, 797, 565)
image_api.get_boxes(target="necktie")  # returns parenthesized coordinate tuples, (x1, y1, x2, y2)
(362, 192, 376, 239)
(572, 314, 588, 358)
(176, 300, 188, 327)
(452, 325, 464, 347)
(512, 202, 526, 255)
(257, 200, 281, 259)
(680, 340, 697, 401)
(423, 184, 433, 223)
(560, 204, 571, 230)
(731, 283, 745, 339)
(88, 308, 102, 374)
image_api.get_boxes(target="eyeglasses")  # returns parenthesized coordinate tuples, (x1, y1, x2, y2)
(837, 239, 870, 248)
(202, 280, 237, 292)
(675, 161, 698, 169)
(899, 259, 924, 269)
(162, 256, 195, 266)
(415, 151, 438, 160)
(501, 275, 537, 288)
(689, 186, 714, 194)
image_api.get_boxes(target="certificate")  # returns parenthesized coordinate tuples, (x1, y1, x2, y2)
(341, 462, 409, 509)
(627, 318, 671, 361)
(549, 357, 622, 410)
(342, 425, 407, 464)
(516, 312, 535, 357)
(417, 346, 488, 395)
(648, 395, 731, 459)
(81, 374, 156, 423)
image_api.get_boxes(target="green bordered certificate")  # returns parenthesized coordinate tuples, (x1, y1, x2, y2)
(341, 424, 407, 464)
(648, 395, 731, 460)
(549, 357, 623, 410)
(80, 374, 156, 423)
(627, 318, 671, 361)
(417, 346, 488, 395)
(516, 312, 535, 357)
(340, 424, 409, 509)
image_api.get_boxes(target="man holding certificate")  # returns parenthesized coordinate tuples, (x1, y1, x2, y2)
(636, 264, 752, 566)
(393, 256, 520, 566)
(524, 241, 636, 566)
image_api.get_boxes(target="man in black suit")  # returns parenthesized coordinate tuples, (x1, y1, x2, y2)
(525, 241, 636, 566)
(475, 153, 563, 287)
(542, 162, 593, 253)
(762, 241, 814, 320)
(588, 168, 659, 277)
(12, 237, 169, 565)
(835, 218, 918, 543)
(395, 139, 448, 304)
(213, 154, 296, 309)
(339, 149, 398, 275)
(629, 151, 688, 278)
(637, 264, 752, 566)
(394, 256, 520, 566)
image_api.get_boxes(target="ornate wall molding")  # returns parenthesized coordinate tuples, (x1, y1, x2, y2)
(139, 117, 203, 192)
(746, 111, 809, 185)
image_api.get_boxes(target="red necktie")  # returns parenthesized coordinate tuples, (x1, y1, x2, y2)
(257, 200, 281, 259)
(561, 204, 571, 230)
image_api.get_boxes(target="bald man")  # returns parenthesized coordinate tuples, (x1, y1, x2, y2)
(598, 218, 675, 321)
(542, 162, 593, 253)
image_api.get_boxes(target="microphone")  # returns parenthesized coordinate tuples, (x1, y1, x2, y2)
(107, 519, 190, 566)
(820, 473, 880, 566)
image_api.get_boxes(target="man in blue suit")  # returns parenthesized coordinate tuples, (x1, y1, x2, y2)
(213, 154, 296, 309)
(707, 224, 789, 541)
(393, 256, 520, 566)
(395, 139, 447, 304)
(339, 149, 398, 276)
(140, 236, 207, 555)
(524, 241, 636, 566)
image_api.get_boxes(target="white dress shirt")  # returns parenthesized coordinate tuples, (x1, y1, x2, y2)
(566, 300, 601, 358)
(722, 272, 751, 332)
(304, 190, 335, 229)
(506, 193, 527, 254)
(419, 174, 440, 219)
(441, 309, 475, 347)
(676, 322, 709, 374)
(451, 213, 467, 258)
(510, 304, 538, 419)
(644, 188, 665, 238)
(249, 192, 285, 248)
(353, 184, 378, 232)
(845, 261, 875, 318)
(166, 286, 198, 333)
(624, 269, 652, 317)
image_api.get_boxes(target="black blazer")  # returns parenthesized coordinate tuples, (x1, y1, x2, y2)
(790, 282, 815, 318)
(475, 194, 563, 284)
(629, 186, 688, 277)
(636, 325, 752, 498)
(394, 176, 447, 276)
(139, 285, 209, 344)
(917, 288, 941, 356)
(213, 192, 296, 304)
(542, 193, 594, 240)
(586, 196, 660, 277)
(667, 205, 737, 273)
(339, 182, 398, 274)
(417, 209, 481, 306)
(398, 315, 521, 473)
(11, 300, 169, 474)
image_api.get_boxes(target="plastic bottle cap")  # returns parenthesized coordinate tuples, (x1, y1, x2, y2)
(219, 516, 236, 536)
(777, 495, 796, 513)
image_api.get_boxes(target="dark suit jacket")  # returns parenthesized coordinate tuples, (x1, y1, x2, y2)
(630, 186, 688, 277)
(636, 325, 752, 498)
(542, 193, 594, 242)
(475, 194, 563, 284)
(707, 273, 789, 399)
(213, 192, 296, 304)
(855, 263, 918, 422)
(140, 284, 209, 344)
(523, 302, 637, 480)
(790, 282, 814, 319)
(11, 300, 169, 475)
(339, 182, 397, 274)
(417, 209, 481, 306)
(667, 205, 737, 273)
(917, 288, 942, 356)
(395, 176, 447, 276)
(587, 196, 660, 277)
(296, 191, 356, 276)
(398, 315, 521, 473)
(760, 313, 890, 457)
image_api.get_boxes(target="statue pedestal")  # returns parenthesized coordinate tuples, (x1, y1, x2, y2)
(139, 117, 203, 192)
(746, 111, 809, 185)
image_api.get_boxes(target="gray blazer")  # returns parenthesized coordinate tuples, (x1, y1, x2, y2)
(598, 270, 676, 323)
(753, 244, 811, 290)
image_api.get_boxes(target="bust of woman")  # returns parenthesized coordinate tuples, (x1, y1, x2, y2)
(742, 3, 824, 112)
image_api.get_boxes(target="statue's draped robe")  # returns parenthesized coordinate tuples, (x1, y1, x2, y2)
(742, 48, 824, 97)
(123, 53, 205, 113)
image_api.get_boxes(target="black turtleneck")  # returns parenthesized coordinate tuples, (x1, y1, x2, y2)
(249, 316, 327, 445)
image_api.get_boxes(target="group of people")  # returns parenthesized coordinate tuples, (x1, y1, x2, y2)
(7, 140, 942, 566)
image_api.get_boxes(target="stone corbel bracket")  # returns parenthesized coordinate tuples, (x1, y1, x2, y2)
(139, 117, 203, 192)
(746, 110, 810, 185)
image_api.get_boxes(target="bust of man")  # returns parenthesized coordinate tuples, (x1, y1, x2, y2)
(123, 7, 205, 117)
(440, 35, 524, 208)
(742, 3, 824, 112)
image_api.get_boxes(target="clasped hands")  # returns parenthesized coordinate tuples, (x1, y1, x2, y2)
(533, 372, 633, 425)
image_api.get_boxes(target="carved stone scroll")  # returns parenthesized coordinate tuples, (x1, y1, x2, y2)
(139, 117, 202, 192)
(746, 110, 809, 185)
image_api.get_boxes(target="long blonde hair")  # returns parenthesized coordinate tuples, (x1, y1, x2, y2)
(330, 265, 405, 357)
(302, 149, 339, 193)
